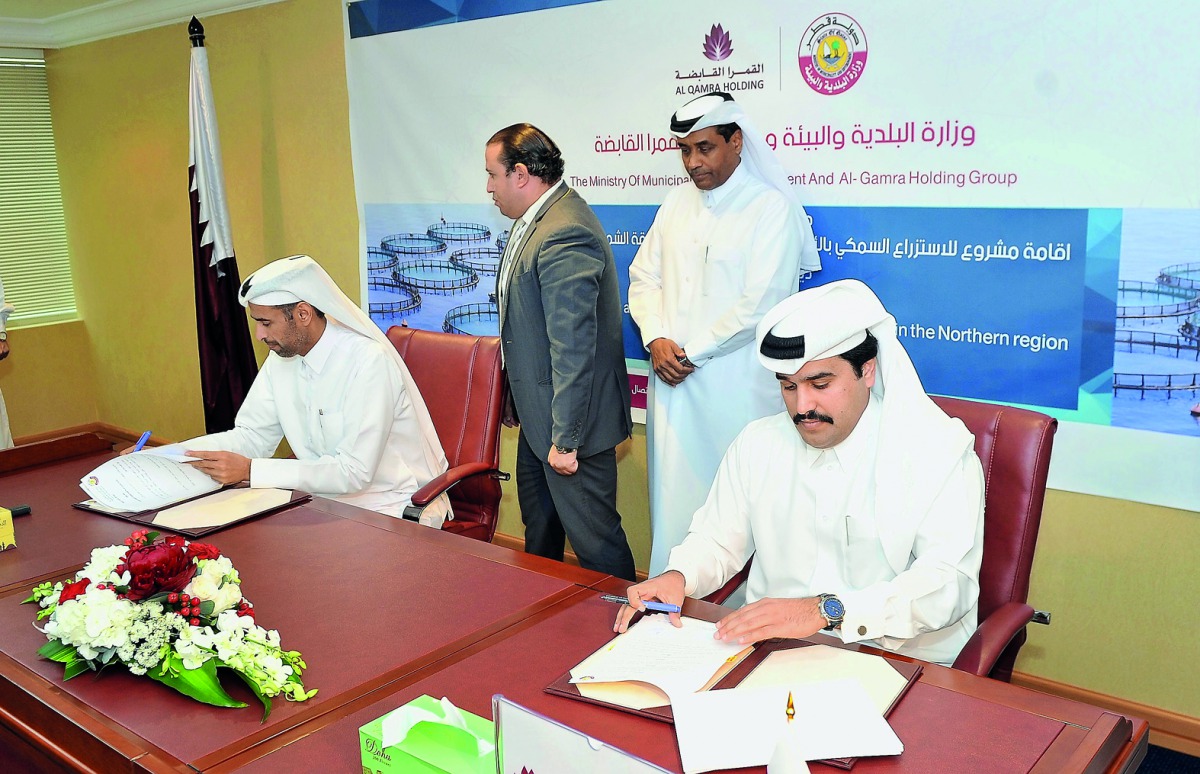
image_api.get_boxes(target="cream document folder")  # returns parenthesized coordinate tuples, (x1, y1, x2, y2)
(153, 488, 293, 530)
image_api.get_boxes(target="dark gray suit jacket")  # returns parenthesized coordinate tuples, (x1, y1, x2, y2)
(500, 185, 632, 457)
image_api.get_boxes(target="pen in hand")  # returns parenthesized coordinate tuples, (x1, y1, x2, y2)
(600, 593, 682, 614)
(132, 430, 152, 452)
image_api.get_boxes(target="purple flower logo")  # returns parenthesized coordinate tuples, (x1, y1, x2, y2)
(703, 24, 733, 61)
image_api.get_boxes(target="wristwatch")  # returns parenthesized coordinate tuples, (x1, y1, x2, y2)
(554, 445, 576, 455)
(816, 593, 845, 631)
(0, 331, 7, 341)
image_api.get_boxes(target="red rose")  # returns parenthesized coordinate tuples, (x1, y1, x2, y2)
(186, 542, 221, 561)
(123, 539, 197, 601)
(58, 578, 91, 603)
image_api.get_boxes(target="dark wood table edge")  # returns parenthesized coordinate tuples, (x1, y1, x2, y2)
(0, 434, 113, 477)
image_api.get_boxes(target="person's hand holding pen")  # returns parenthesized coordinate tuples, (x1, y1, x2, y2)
(612, 570, 687, 633)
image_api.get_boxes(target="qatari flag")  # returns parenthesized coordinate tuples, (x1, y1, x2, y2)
(188, 17, 256, 433)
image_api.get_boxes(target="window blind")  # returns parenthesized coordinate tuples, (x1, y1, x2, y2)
(0, 52, 76, 327)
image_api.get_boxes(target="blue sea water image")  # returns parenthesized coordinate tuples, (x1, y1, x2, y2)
(1112, 208, 1200, 437)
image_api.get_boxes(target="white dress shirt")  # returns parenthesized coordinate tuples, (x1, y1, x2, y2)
(184, 320, 450, 521)
(666, 396, 984, 666)
(628, 162, 811, 575)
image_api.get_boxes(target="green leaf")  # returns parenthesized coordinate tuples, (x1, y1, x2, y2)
(147, 654, 246, 709)
(63, 660, 93, 680)
(38, 639, 78, 663)
(228, 667, 273, 722)
(199, 600, 215, 617)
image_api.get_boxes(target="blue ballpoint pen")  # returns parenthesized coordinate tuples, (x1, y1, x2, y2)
(599, 593, 682, 614)
(132, 430, 152, 452)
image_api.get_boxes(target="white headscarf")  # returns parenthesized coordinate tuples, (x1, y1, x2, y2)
(239, 255, 449, 480)
(755, 280, 976, 574)
(671, 92, 820, 272)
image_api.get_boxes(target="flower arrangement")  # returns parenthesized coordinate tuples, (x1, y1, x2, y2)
(24, 529, 315, 720)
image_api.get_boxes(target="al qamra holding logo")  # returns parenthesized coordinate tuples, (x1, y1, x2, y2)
(799, 13, 868, 95)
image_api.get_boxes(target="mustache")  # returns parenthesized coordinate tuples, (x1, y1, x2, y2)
(793, 410, 834, 425)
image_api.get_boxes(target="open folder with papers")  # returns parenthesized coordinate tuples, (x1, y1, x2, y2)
(75, 486, 311, 537)
(75, 450, 311, 537)
(546, 620, 920, 757)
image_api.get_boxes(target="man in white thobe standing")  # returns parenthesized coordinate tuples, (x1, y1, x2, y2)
(628, 92, 821, 577)
(180, 254, 452, 524)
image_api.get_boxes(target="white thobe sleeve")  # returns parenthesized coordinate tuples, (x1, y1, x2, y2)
(684, 198, 802, 365)
(664, 435, 757, 598)
(837, 452, 985, 646)
(182, 361, 284, 460)
(627, 218, 668, 348)
(250, 352, 400, 495)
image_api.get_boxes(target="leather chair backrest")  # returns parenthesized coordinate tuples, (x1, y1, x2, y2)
(931, 396, 1057, 622)
(386, 327, 505, 536)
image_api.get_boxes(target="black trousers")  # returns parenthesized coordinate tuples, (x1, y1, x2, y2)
(515, 430, 637, 581)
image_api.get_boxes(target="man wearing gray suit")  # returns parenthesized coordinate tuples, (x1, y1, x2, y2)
(486, 123, 636, 580)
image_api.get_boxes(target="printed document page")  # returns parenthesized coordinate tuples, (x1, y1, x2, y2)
(569, 616, 751, 708)
(80, 453, 219, 512)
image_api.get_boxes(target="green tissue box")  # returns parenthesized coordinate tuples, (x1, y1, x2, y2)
(360, 694, 496, 774)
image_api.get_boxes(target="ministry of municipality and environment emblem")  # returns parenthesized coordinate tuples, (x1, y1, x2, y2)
(799, 13, 868, 95)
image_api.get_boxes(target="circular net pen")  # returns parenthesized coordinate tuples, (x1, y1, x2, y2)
(450, 247, 502, 276)
(366, 247, 399, 275)
(443, 302, 500, 336)
(394, 260, 479, 295)
(367, 276, 421, 319)
(1158, 262, 1200, 292)
(1116, 279, 1200, 320)
(427, 221, 491, 245)
(381, 233, 446, 257)
(496, 229, 510, 252)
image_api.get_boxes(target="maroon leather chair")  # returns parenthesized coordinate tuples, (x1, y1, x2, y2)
(936, 395, 1056, 681)
(704, 395, 1057, 682)
(386, 326, 508, 542)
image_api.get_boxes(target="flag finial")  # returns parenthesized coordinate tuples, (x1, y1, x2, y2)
(189, 16, 205, 47)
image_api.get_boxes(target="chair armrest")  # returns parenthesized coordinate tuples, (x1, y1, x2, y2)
(408, 462, 505, 508)
(952, 601, 1035, 677)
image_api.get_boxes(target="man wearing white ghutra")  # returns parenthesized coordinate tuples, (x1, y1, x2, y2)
(628, 92, 822, 579)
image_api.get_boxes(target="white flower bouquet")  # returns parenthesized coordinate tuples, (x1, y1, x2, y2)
(24, 529, 315, 720)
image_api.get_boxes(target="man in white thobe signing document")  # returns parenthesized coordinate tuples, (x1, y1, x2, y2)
(182, 255, 452, 524)
(628, 91, 821, 577)
(617, 280, 985, 666)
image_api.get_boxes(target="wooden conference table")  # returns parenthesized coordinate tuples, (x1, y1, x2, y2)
(0, 436, 1148, 773)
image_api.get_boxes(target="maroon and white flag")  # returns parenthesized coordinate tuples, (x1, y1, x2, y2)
(188, 18, 257, 433)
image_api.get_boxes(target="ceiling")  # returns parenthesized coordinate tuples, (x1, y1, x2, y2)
(0, 0, 286, 49)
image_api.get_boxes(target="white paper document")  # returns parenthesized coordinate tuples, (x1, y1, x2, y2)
(137, 443, 199, 463)
(737, 644, 911, 715)
(569, 616, 751, 708)
(80, 453, 220, 512)
(153, 488, 292, 530)
(672, 679, 903, 774)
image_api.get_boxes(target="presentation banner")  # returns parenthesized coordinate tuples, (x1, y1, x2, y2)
(344, 0, 1200, 512)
